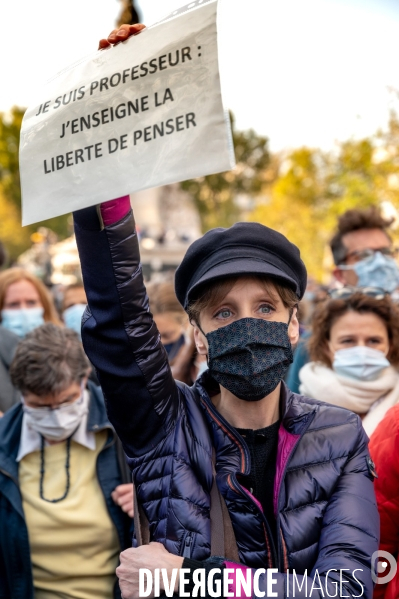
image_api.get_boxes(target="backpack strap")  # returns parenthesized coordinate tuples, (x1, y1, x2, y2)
(115, 436, 149, 543)
(115, 435, 132, 484)
(210, 448, 240, 562)
(133, 483, 150, 546)
(133, 449, 239, 562)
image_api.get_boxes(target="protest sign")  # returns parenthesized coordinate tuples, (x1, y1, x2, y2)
(20, 0, 234, 226)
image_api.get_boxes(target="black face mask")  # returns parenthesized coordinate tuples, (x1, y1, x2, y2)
(205, 317, 293, 401)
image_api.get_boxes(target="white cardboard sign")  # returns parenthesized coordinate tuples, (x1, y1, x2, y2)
(20, 0, 234, 225)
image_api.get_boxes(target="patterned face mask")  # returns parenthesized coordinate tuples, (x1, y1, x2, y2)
(205, 317, 293, 401)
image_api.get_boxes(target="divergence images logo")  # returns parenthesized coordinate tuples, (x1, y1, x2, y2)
(371, 551, 397, 585)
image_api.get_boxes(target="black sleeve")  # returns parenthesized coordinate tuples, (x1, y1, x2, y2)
(74, 206, 178, 458)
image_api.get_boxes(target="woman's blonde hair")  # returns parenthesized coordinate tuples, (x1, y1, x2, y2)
(0, 268, 61, 325)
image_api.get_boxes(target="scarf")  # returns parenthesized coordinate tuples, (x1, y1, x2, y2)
(299, 362, 399, 437)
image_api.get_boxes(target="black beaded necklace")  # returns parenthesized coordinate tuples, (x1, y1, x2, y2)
(39, 435, 71, 503)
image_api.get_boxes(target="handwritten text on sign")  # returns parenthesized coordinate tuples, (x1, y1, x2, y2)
(20, 0, 234, 225)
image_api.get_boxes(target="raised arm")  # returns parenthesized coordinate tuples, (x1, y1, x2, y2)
(73, 198, 178, 457)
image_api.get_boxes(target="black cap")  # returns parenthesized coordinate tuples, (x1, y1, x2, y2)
(175, 222, 307, 309)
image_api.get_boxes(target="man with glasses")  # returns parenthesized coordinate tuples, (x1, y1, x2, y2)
(287, 206, 399, 393)
(330, 206, 399, 291)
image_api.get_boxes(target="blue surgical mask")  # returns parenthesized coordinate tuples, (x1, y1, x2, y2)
(348, 252, 399, 293)
(333, 346, 390, 381)
(1, 307, 44, 338)
(63, 304, 87, 339)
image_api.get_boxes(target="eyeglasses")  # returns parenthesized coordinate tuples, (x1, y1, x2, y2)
(328, 286, 387, 301)
(23, 394, 83, 413)
(22, 382, 85, 412)
(341, 247, 399, 264)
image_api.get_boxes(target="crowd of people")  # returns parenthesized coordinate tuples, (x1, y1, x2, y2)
(0, 21, 399, 599)
(0, 199, 398, 598)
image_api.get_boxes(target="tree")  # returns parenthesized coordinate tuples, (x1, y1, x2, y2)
(250, 147, 329, 280)
(250, 119, 399, 280)
(0, 106, 23, 212)
(0, 183, 30, 260)
(0, 107, 71, 262)
(181, 114, 271, 231)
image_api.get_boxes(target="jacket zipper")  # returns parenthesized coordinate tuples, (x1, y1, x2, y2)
(230, 472, 277, 567)
(200, 397, 278, 567)
(276, 413, 316, 570)
(182, 532, 194, 558)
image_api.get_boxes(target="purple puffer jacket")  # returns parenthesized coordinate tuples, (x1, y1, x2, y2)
(74, 203, 379, 598)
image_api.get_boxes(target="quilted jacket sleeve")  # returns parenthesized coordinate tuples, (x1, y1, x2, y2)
(73, 202, 178, 458)
(369, 405, 399, 599)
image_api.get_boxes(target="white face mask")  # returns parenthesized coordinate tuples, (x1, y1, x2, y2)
(23, 388, 88, 441)
(332, 346, 390, 381)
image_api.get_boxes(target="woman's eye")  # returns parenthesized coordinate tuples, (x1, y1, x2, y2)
(259, 304, 273, 314)
(215, 309, 232, 319)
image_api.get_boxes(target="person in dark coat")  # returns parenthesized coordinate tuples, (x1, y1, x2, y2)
(73, 180, 379, 599)
(0, 323, 133, 599)
(67, 22, 377, 599)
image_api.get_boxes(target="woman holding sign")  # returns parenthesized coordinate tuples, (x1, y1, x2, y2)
(71, 24, 379, 599)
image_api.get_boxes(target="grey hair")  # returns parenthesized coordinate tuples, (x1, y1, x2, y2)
(10, 323, 90, 396)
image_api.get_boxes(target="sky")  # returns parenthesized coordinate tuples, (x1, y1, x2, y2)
(1, 0, 399, 151)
